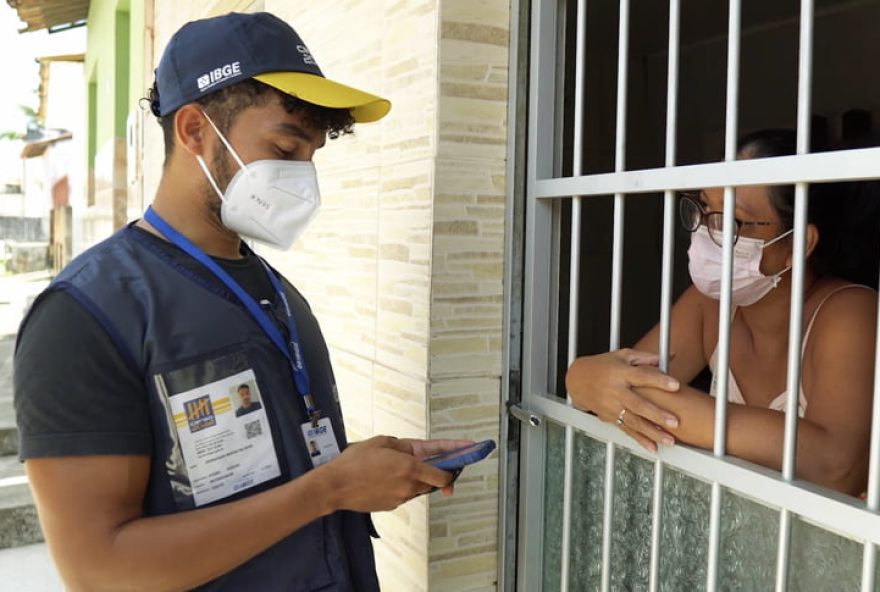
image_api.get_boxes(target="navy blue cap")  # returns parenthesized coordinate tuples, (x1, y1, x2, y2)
(152, 12, 390, 123)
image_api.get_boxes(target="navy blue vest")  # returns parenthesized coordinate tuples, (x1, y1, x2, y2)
(49, 226, 379, 591)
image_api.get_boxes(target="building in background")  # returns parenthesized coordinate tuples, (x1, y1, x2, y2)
(4, 50, 85, 274)
(19, 129, 69, 273)
(10, 0, 148, 250)
(82, 0, 146, 247)
(19, 54, 84, 272)
(0, 135, 46, 273)
(4, 2, 87, 270)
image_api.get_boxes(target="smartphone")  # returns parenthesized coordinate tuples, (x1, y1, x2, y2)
(424, 439, 496, 472)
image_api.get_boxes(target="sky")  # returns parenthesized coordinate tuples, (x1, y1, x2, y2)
(0, 3, 86, 136)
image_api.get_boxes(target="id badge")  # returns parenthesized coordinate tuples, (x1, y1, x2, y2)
(301, 417, 340, 467)
(163, 368, 281, 507)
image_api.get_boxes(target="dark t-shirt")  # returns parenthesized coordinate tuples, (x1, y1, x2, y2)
(13, 227, 276, 460)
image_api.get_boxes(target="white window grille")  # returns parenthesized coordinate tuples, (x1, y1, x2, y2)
(503, 0, 880, 590)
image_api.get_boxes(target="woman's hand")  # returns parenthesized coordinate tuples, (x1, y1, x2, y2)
(565, 349, 681, 452)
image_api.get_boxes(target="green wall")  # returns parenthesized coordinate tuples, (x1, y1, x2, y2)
(84, 0, 144, 154)
(127, 0, 145, 120)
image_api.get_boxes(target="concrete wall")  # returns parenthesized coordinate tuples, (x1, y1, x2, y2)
(0, 218, 47, 242)
(0, 194, 28, 220)
(142, 1, 509, 590)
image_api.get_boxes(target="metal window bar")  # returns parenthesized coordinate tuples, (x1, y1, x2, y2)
(531, 393, 880, 545)
(650, 1, 680, 590)
(600, 1, 630, 590)
(707, 0, 741, 588)
(862, 264, 880, 591)
(516, 0, 559, 589)
(659, 0, 680, 401)
(776, 2, 815, 590)
(560, 0, 588, 588)
(609, 0, 630, 349)
(534, 145, 880, 198)
(496, 0, 529, 587)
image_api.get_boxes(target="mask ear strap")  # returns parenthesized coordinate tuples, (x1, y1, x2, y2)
(200, 109, 247, 171)
(195, 155, 225, 200)
(764, 227, 795, 249)
(771, 265, 792, 287)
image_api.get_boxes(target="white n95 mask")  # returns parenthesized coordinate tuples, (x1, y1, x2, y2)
(688, 226, 793, 307)
(195, 110, 321, 250)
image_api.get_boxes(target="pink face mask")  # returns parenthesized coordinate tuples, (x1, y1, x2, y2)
(687, 226, 793, 306)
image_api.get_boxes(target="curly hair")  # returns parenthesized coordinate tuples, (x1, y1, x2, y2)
(146, 78, 355, 163)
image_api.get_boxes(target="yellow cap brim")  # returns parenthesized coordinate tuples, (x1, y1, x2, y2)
(253, 71, 391, 123)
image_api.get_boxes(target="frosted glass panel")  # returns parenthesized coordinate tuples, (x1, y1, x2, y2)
(876, 545, 880, 590)
(659, 468, 710, 591)
(541, 430, 721, 591)
(543, 421, 565, 591)
(568, 432, 606, 590)
(718, 490, 778, 590)
(608, 449, 654, 591)
(789, 515, 862, 591)
(536, 425, 866, 591)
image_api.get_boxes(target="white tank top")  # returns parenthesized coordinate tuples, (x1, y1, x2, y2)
(708, 284, 873, 417)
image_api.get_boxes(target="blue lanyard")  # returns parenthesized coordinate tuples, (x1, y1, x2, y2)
(143, 207, 320, 424)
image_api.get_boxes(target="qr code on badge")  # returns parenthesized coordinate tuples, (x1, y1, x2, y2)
(244, 419, 263, 440)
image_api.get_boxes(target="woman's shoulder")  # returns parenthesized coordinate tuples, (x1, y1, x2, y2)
(806, 279, 877, 349)
(801, 280, 876, 407)
(809, 279, 877, 316)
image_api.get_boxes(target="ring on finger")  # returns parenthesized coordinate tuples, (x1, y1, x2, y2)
(615, 408, 627, 427)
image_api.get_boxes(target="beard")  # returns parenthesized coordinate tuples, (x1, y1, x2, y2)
(204, 149, 238, 223)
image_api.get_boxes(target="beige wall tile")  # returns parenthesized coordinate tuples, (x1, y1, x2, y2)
(429, 1, 509, 589)
(374, 159, 434, 378)
(256, 5, 442, 583)
(265, 160, 381, 364)
(374, 499, 429, 592)
(330, 349, 375, 442)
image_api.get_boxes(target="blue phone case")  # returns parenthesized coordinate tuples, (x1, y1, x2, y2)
(426, 439, 496, 471)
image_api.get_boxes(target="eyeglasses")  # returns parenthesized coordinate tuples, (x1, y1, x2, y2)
(678, 192, 780, 247)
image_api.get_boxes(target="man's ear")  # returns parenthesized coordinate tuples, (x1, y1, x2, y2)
(173, 104, 209, 157)
(787, 223, 820, 267)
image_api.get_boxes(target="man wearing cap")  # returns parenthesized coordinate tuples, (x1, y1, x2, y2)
(14, 12, 466, 591)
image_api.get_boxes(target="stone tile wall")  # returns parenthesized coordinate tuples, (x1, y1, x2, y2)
(428, 2, 509, 589)
(259, 3, 441, 587)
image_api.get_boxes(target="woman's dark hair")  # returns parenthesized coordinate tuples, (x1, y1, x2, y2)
(145, 78, 356, 163)
(737, 128, 880, 289)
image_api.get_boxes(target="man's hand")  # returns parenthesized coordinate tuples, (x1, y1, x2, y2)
(23, 438, 470, 592)
(398, 438, 474, 496)
(319, 436, 464, 512)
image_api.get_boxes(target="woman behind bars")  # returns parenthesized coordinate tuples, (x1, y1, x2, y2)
(565, 129, 880, 495)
